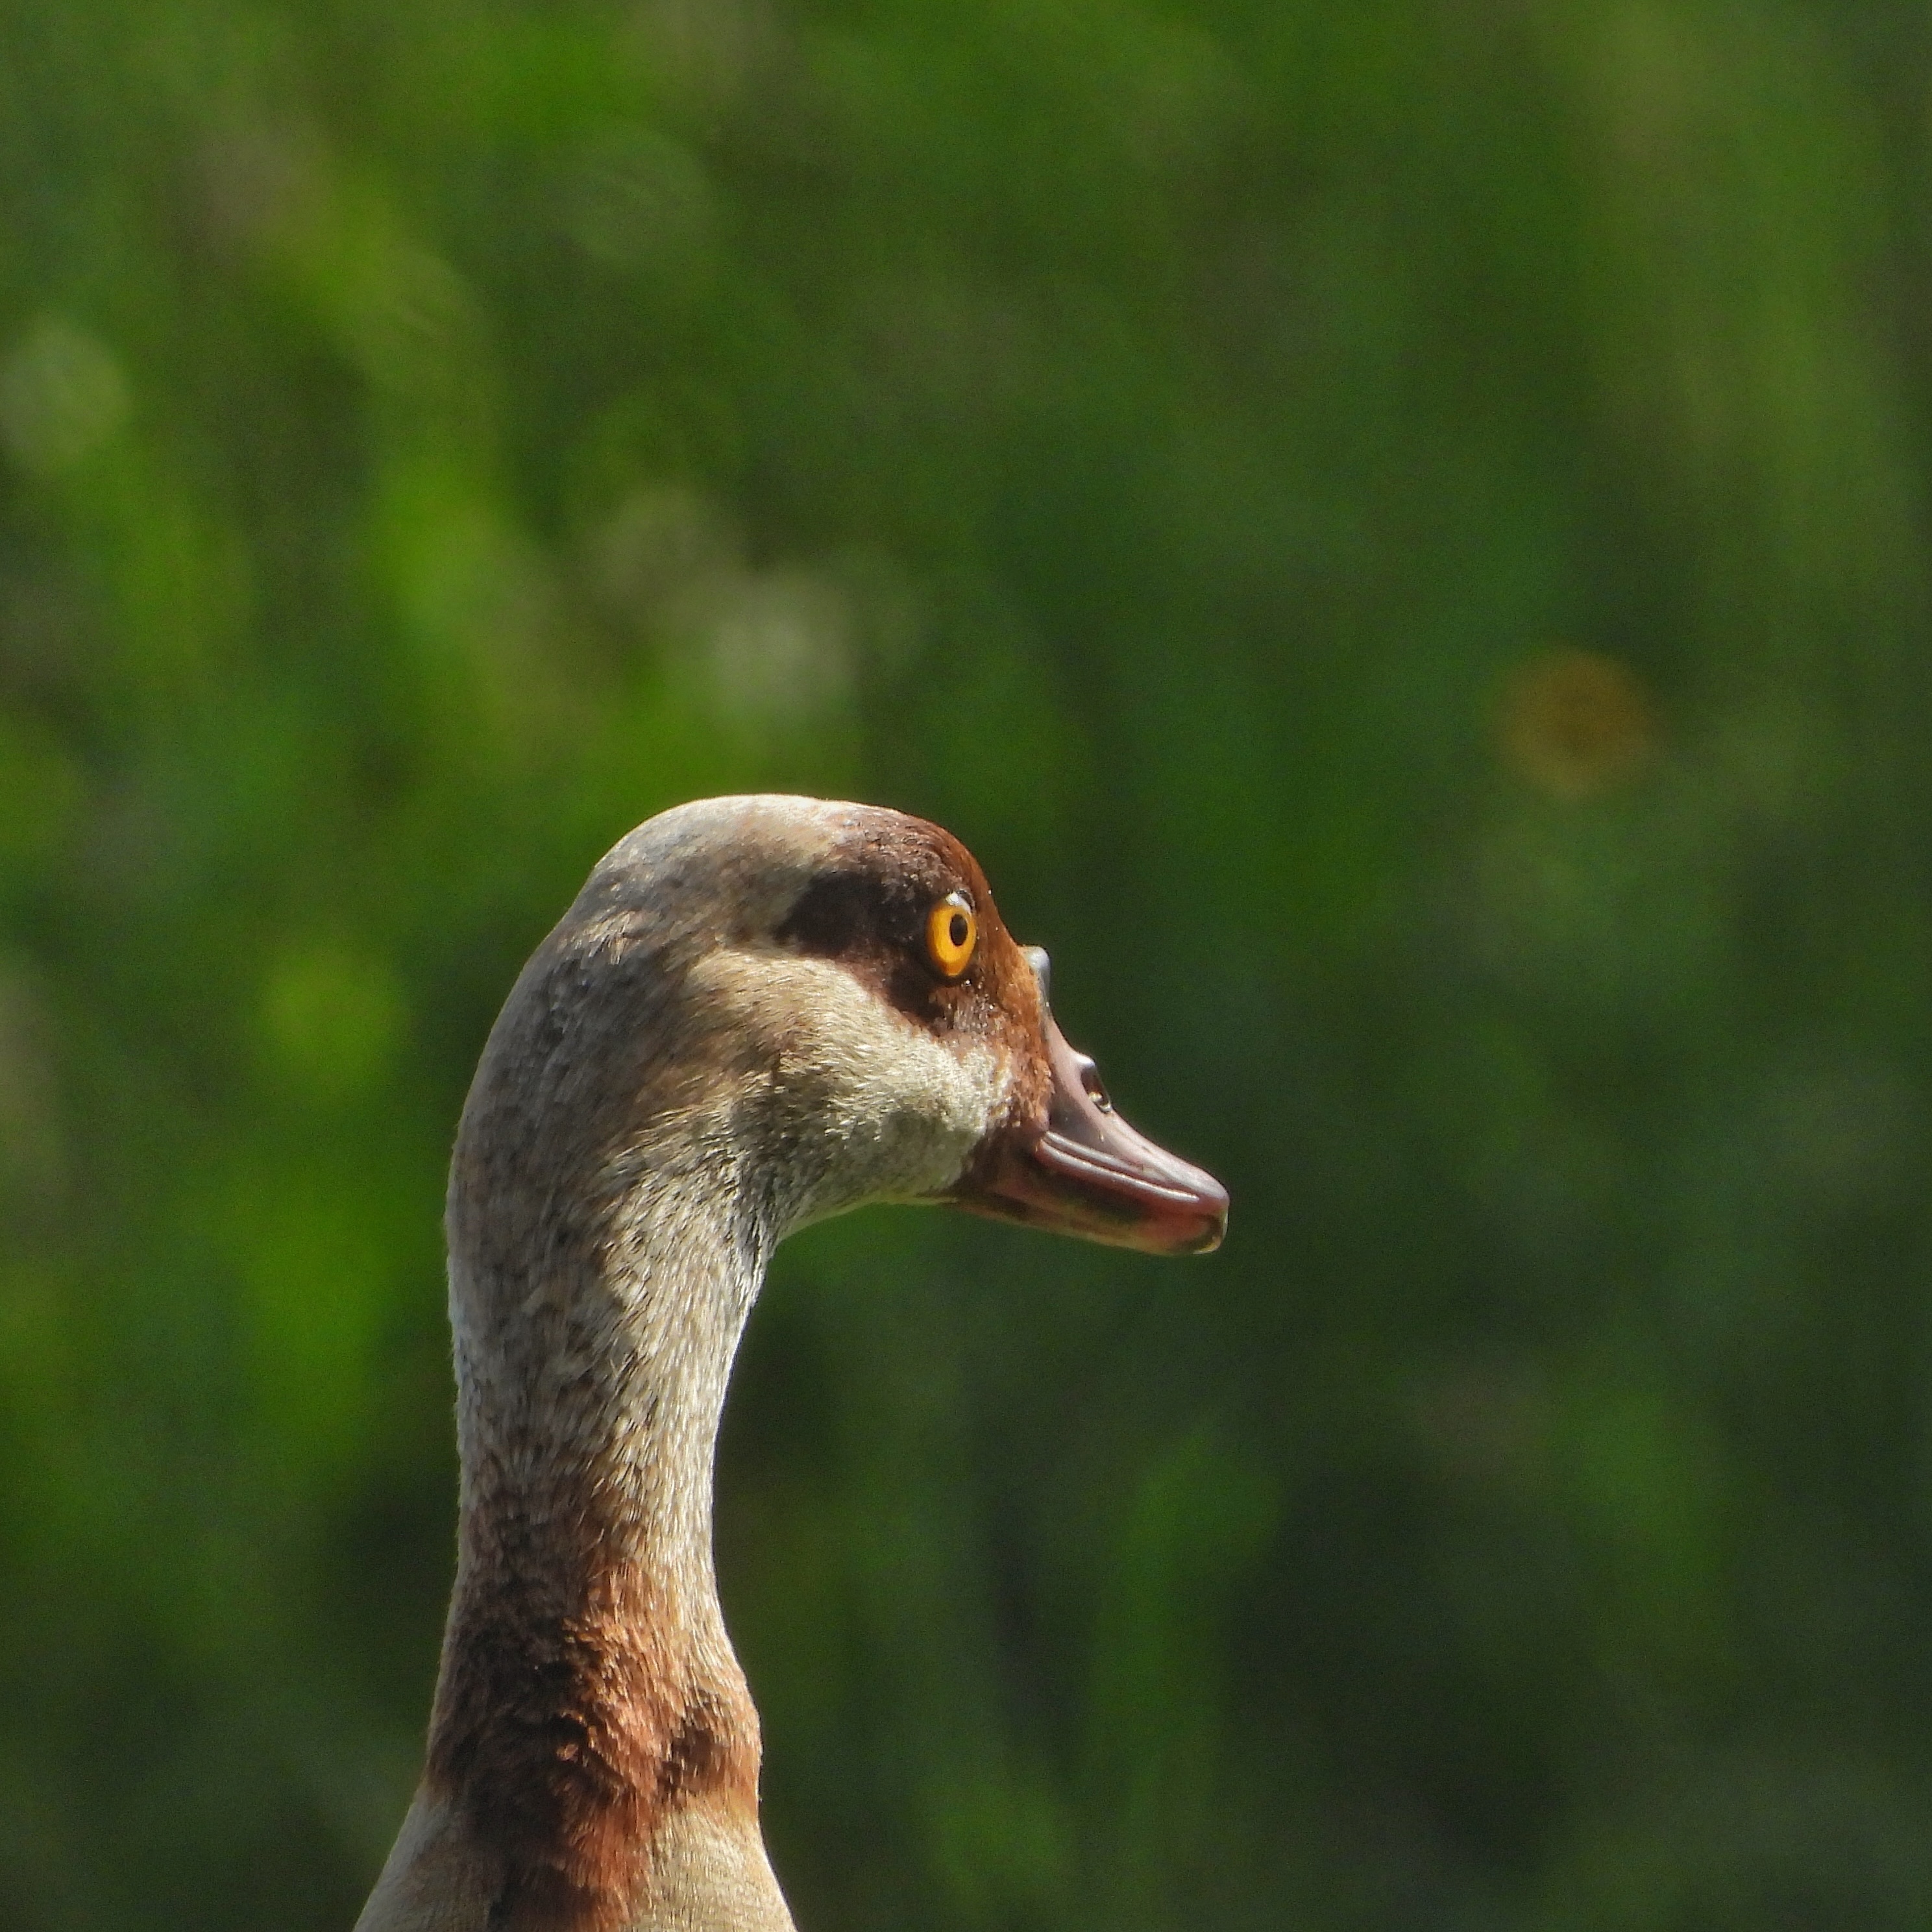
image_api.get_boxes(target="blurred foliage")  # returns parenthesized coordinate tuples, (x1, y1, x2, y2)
(3, 0, 1932, 1926)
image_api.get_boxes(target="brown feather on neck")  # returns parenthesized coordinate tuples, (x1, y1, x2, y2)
(424, 1543, 761, 1932)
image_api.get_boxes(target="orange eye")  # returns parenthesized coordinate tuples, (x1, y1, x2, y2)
(925, 892, 977, 979)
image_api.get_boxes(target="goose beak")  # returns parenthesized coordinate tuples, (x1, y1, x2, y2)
(951, 951, 1228, 1256)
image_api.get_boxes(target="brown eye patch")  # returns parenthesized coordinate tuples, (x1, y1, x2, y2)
(774, 867, 887, 960)
(777, 859, 961, 1000)
(771, 809, 1042, 1053)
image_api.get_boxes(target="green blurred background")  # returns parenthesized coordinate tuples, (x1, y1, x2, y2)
(4, 0, 1932, 1925)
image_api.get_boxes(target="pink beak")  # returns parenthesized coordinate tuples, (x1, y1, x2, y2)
(951, 950, 1227, 1256)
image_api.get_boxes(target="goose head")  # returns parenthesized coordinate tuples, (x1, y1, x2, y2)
(455, 793, 1225, 1273)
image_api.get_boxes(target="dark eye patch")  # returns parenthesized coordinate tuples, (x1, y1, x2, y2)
(776, 856, 972, 1019)
(776, 862, 948, 959)
(774, 868, 882, 959)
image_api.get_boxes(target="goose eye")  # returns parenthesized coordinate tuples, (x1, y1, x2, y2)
(925, 892, 977, 979)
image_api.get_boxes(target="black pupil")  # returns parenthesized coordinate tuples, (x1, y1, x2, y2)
(948, 911, 970, 948)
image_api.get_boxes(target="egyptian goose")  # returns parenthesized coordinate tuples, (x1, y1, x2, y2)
(354, 794, 1227, 1932)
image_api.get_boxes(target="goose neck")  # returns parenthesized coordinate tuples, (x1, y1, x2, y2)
(418, 1151, 779, 1924)
(450, 1160, 768, 1644)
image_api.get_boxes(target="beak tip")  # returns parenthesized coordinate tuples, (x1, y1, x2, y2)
(1162, 1190, 1229, 1256)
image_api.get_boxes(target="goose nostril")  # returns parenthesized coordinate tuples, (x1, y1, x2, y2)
(1077, 1057, 1113, 1114)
